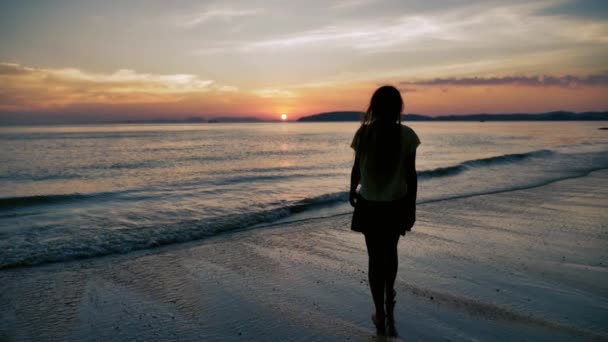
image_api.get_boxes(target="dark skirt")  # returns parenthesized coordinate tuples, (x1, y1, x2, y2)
(351, 194, 414, 236)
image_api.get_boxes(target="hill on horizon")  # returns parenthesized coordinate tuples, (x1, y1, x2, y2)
(297, 111, 608, 122)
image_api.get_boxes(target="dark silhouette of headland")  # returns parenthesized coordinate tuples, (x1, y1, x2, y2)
(297, 111, 608, 122)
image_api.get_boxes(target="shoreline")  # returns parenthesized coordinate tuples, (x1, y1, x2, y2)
(3, 162, 607, 271)
(1, 170, 607, 341)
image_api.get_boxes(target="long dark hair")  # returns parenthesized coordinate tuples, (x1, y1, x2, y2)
(362, 85, 403, 125)
(357, 85, 404, 179)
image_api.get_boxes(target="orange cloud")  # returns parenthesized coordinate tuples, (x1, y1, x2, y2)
(1, 62, 607, 124)
(0, 62, 232, 111)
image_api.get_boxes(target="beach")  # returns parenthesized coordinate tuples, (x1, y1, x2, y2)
(2, 0, 608, 339)
(2, 169, 606, 341)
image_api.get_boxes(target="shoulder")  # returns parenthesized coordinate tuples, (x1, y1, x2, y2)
(400, 124, 419, 140)
(353, 124, 370, 141)
(400, 124, 421, 150)
(355, 125, 365, 136)
(351, 125, 364, 149)
(353, 125, 366, 141)
(400, 124, 415, 134)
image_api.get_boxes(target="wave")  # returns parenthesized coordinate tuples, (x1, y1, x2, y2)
(0, 193, 100, 209)
(0, 149, 554, 211)
(0, 132, 161, 141)
(0, 191, 348, 269)
(0, 191, 134, 210)
(214, 172, 346, 186)
(3, 165, 608, 270)
(419, 149, 553, 179)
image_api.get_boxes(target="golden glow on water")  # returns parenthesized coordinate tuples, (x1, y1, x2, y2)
(1, 121, 607, 270)
(2, 121, 606, 200)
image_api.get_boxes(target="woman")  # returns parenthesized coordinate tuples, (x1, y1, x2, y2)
(349, 85, 420, 337)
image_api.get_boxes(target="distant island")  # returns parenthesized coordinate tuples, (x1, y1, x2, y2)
(297, 111, 608, 122)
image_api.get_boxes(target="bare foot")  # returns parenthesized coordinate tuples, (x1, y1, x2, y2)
(372, 312, 386, 336)
(386, 289, 397, 337)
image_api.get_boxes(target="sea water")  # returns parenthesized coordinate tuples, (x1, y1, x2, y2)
(1, 121, 607, 268)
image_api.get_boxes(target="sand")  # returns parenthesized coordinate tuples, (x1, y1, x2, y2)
(1, 170, 607, 341)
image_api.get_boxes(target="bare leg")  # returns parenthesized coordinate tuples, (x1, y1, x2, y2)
(385, 233, 400, 337)
(364, 233, 386, 335)
(385, 233, 400, 303)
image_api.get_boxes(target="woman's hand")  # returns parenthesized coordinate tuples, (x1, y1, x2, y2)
(404, 151, 417, 231)
(405, 209, 416, 231)
(349, 190, 358, 207)
(350, 157, 361, 207)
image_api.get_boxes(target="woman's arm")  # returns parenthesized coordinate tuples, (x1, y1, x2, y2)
(349, 156, 361, 207)
(404, 150, 417, 230)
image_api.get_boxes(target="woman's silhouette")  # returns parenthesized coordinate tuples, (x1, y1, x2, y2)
(349, 85, 420, 337)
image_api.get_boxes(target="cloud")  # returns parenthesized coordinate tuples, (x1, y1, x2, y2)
(536, 0, 608, 19)
(0, 62, 217, 93)
(193, 15, 441, 53)
(400, 73, 608, 88)
(0, 62, 35, 75)
(218, 85, 239, 92)
(330, 0, 377, 10)
(253, 88, 297, 98)
(176, 8, 261, 28)
(0, 62, 238, 111)
(189, 0, 608, 64)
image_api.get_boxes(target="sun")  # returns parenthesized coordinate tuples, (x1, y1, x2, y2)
(280, 113, 287, 121)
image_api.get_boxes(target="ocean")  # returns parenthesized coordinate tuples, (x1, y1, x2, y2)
(1, 121, 607, 269)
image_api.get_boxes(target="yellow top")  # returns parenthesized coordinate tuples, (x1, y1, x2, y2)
(351, 124, 420, 202)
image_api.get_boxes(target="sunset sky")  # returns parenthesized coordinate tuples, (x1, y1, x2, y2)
(1, 0, 607, 123)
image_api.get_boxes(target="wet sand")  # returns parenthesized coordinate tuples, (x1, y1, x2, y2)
(1, 170, 607, 341)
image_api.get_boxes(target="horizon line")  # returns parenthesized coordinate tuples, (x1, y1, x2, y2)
(2, 110, 608, 126)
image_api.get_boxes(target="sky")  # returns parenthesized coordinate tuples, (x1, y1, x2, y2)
(0, 0, 607, 123)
